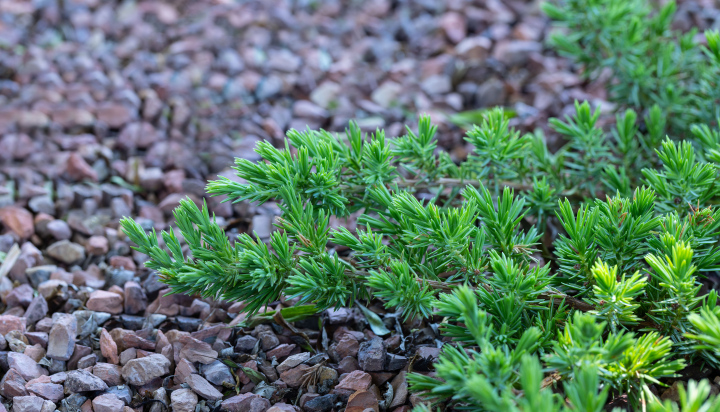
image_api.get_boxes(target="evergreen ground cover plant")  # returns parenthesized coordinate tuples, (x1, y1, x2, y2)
(119, 1, 720, 410)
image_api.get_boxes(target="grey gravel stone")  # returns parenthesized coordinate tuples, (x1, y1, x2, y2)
(121, 354, 171, 386)
(104, 385, 132, 405)
(171, 388, 198, 412)
(304, 394, 337, 412)
(202, 360, 235, 387)
(25, 266, 55, 289)
(65, 369, 109, 393)
(46, 240, 86, 264)
(47, 313, 77, 361)
(235, 335, 258, 353)
(358, 337, 386, 372)
(11, 396, 55, 412)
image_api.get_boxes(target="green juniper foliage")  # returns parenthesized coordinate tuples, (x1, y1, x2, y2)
(120, 105, 720, 410)
(543, 0, 720, 135)
(119, 2, 720, 410)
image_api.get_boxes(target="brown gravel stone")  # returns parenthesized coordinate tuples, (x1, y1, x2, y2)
(66, 153, 99, 182)
(155, 330, 170, 353)
(100, 328, 119, 364)
(86, 236, 109, 255)
(93, 363, 124, 386)
(390, 371, 409, 408)
(146, 288, 192, 316)
(0, 206, 34, 239)
(236, 360, 258, 385)
(35, 318, 53, 332)
(337, 356, 360, 375)
(492, 40, 543, 66)
(96, 104, 135, 128)
(661, 381, 683, 402)
(0, 368, 28, 398)
(8, 352, 48, 381)
(46, 220, 71, 240)
(299, 393, 319, 409)
(92, 393, 125, 412)
(456, 36, 492, 61)
(369, 372, 394, 387)
(27, 380, 64, 403)
(175, 358, 197, 385)
(258, 330, 279, 351)
(178, 335, 217, 364)
(49, 372, 67, 384)
(333, 327, 364, 342)
(235, 335, 258, 352)
(120, 348, 137, 365)
(221, 393, 271, 412)
(52, 107, 94, 128)
(346, 390, 379, 412)
(279, 364, 311, 388)
(68, 345, 93, 370)
(335, 335, 360, 359)
(111, 328, 156, 351)
(87, 290, 124, 314)
(185, 373, 223, 401)
(335, 370, 372, 392)
(109, 255, 137, 271)
(24, 344, 46, 362)
(25, 332, 48, 350)
(266, 343, 295, 360)
(0, 315, 26, 335)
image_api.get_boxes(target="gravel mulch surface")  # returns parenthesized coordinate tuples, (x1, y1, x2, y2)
(1, 0, 720, 411)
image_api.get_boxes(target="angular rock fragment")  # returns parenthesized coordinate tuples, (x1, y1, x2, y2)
(100, 328, 119, 364)
(46, 240, 86, 265)
(185, 373, 223, 401)
(93, 363, 123, 386)
(171, 388, 198, 412)
(8, 352, 48, 380)
(11, 396, 55, 412)
(358, 337, 385, 372)
(121, 354, 170, 386)
(27, 380, 64, 403)
(86, 290, 123, 314)
(92, 393, 125, 412)
(0, 368, 28, 398)
(65, 370, 109, 393)
(47, 313, 77, 361)
(221, 393, 271, 412)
